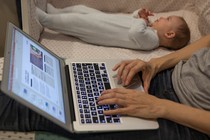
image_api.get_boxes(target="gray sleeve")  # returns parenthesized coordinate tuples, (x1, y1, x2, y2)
(128, 18, 159, 50)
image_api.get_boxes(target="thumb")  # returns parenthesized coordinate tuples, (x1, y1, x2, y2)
(142, 73, 152, 93)
(143, 79, 150, 93)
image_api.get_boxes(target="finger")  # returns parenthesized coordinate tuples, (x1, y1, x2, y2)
(103, 108, 127, 115)
(145, 9, 149, 14)
(124, 63, 141, 85)
(142, 73, 152, 93)
(99, 88, 132, 100)
(98, 89, 127, 102)
(101, 89, 113, 94)
(116, 61, 131, 83)
(100, 88, 127, 95)
(121, 64, 133, 85)
(112, 61, 126, 84)
(143, 80, 150, 93)
(113, 60, 131, 71)
(97, 96, 126, 107)
(111, 88, 134, 94)
(112, 63, 121, 71)
(144, 9, 153, 17)
(121, 60, 140, 85)
(141, 8, 146, 12)
(116, 63, 126, 83)
(148, 11, 154, 16)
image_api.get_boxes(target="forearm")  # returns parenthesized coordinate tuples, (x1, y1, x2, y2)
(149, 35, 210, 72)
(160, 99, 210, 135)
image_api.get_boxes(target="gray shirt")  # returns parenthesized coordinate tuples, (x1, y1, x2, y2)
(172, 47, 210, 110)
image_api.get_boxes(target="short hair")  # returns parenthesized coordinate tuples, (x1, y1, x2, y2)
(168, 17, 190, 50)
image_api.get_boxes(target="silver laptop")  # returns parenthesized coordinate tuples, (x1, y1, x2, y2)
(1, 22, 158, 133)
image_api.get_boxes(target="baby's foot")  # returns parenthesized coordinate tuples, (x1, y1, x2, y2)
(47, 3, 60, 14)
(47, 3, 78, 14)
(36, 7, 47, 24)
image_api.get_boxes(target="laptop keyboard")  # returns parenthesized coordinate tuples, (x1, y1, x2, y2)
(72, 62, 121, 124)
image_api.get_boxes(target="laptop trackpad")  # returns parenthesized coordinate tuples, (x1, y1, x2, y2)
(112, 75, 144, 91)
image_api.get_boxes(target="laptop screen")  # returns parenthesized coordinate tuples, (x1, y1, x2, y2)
(8, 27, 66, 123)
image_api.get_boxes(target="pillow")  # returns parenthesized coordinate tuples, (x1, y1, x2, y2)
(197, 0, 210, 36)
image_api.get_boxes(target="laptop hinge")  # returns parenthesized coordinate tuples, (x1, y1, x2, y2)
(65, 65, 76, 121)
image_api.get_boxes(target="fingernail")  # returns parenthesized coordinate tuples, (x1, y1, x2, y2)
(125, 80, 129, 85)
(97, 101, 101, 105)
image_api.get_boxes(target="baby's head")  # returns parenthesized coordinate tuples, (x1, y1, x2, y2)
(151, 16, 190, 50)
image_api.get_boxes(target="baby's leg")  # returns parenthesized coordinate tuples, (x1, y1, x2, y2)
(36, 7, 132, 49)
(37, 7, 99, 39)
(47, 3, 102, 14)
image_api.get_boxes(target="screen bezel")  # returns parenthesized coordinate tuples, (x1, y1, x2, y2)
(1, 22, 73, 132)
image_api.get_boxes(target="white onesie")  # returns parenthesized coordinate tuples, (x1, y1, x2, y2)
(36, 4, 159, 51)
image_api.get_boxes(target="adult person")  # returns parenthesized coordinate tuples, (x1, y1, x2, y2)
(98, 34, 210, 138)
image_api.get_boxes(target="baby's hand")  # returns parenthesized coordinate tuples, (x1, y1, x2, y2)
(138, 8, 154, 23)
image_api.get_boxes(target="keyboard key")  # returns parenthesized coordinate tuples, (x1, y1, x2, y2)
(106, 117, 112, 123)
(92, 117, 99, 123)
(85, 114, 91, 118)
(91, 112, 97, 116)
(86, 119, 92, 124)
(81, 119, 85, 124)
(104, 83, 111, 90)
(113, 118, 121, 123)
(93, 64, 99, 70)
(99, 115, 106, 123)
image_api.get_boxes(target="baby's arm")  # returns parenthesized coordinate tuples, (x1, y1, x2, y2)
(128, 19, 159, 50)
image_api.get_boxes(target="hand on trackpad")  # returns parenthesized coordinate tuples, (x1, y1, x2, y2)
(112, 75, 144, 91)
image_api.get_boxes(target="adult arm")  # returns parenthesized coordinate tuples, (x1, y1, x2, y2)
(97, 88, 210, 135)
(113, 35, 210, 91)
(150, 34, 210, 72)
(162, 98, 210, 135)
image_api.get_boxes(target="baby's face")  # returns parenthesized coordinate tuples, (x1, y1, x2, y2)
(151, 16, 182, 33)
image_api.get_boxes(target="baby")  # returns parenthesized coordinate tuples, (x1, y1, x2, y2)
(36, 4, 190, 51)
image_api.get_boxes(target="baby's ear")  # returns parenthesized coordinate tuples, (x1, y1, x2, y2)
(165, 31, 175, 39)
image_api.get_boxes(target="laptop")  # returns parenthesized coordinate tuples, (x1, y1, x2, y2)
(1, 22, 159, 133)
